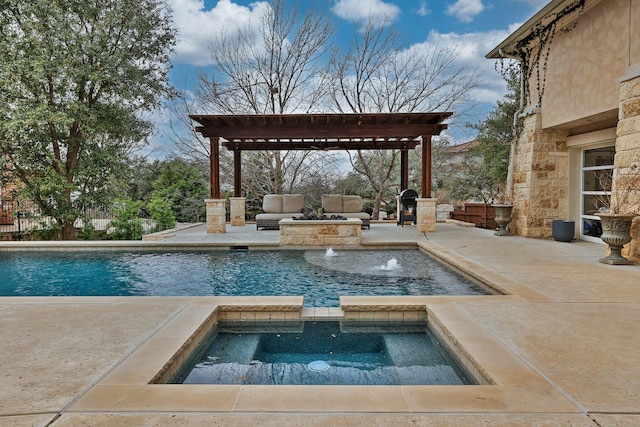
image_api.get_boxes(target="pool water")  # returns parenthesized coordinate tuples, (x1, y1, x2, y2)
(0, 249, 491, 306)
(176, 321, 472, 385)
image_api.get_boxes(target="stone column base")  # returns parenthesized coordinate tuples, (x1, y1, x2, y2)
(205, 199, 226, 234)
(416, 198, 437, 233)
(229, 197, 246, 226)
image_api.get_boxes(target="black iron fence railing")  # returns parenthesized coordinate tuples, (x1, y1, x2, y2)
(0, 198, 152, 240)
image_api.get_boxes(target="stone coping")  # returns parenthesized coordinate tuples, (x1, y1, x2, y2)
(66, 298, 579, 415)
(279, 218, 363, 224)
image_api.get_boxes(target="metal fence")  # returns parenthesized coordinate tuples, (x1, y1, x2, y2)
(0, 198, 153, 240)
(0, 199, 114, 233)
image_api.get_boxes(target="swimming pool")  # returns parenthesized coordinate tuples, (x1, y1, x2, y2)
(0, 249, 491, 306)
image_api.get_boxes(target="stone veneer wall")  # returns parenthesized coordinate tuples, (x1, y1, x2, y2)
(229, 197, 246, 226)
(416, 198, 437, 233)
(279, 219, 361, 247)
(510, 112, 569, 238)
(617, 67, 640, 263)
(204, 199, 226, 234)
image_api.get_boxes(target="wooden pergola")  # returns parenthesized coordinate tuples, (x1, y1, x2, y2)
(190, 112, 452, 199)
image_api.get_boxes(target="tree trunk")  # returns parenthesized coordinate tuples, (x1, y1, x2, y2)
(372, 193, 383, 220)
(60, 221, 76, 240)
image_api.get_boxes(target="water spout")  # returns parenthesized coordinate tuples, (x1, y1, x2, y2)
(376, 258, 400, 271)
(325, 248, 337, 257)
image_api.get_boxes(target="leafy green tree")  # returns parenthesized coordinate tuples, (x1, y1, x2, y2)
(0, 0, 176, 239)
(463, 68, 520, 201)
(125, 158, 165, 205)
(148, 195, 176, 232)
(445, 68, 520, 203)
(108, 199, 144, 240)
(150, 159, 209, 223)
(333, 171, 372, 197)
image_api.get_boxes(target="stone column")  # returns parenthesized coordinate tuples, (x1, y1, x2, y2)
(617, 64, 640, 263)
(204, 199, 226, 234)
(229, 197, 246, 226)
(416, 198, 437, 233)
(510, 111, 569, 238)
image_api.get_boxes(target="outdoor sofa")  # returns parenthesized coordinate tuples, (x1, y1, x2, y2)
(321, 194, 371, 229)
(255, 194, 304, 230)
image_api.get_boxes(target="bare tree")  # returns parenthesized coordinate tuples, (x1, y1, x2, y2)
(330, 18, 483, 217)
(164, 89, 234, 192)
(178, 0, 336, 199)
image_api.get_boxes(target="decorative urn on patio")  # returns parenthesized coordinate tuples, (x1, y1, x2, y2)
(594, 160, 640, 265)
(493, 204, 513, 236)
(596, 213, 636, 265)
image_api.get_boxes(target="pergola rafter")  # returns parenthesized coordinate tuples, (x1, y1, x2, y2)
(190, 112, 452, 198)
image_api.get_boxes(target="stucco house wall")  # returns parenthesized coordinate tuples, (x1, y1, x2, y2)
(542, 0, 632, 130)
(488, 0, 640, 262)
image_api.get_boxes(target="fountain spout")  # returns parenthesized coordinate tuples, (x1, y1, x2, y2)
(325, 248, 337, 257)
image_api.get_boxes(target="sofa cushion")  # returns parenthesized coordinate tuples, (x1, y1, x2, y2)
(340, 211, 370, 220)
(342, 195, 363, 213)
(262, 194, 283, 213)
(282, 194, 304, 213)
(255, 213, 304, 220)
(322, 194, 343, 213)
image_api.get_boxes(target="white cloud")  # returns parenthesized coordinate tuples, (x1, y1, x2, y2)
(398, 27, 514, 141)
(422, 28, 513, 103)
(417, 1, 430, 17)
(445, 0, 485, 23)
(332, 0, 401, 25)
(169, 0, 269, 66)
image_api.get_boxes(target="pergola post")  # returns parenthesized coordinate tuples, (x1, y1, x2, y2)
(233, 150, 242, 197)
(417, 135, 436, 233)
(400, 150, 408, 190)
(209, 137, 220, 199)
(421, 135, 432, 198)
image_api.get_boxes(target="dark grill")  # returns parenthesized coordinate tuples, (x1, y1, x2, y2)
(398, 189, 418, 226)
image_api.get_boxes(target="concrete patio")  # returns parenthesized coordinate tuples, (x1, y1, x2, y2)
(0, 222, 638, 426)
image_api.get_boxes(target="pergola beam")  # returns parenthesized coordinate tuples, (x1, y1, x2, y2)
(223, 139, 421, 151)
(195, 124, 445, 140)
(191, 113, 451, 150)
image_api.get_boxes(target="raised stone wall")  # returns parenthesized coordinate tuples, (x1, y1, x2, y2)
(510, 112, 569, 238)
(279, 218, 361, 248)
(617, 66, 640, 263)
(436, 204, 454, 221)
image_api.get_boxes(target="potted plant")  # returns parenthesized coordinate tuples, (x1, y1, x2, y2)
(594, 160, 640, 265)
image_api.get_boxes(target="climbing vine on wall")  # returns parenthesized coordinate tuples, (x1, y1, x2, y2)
(499, 0, 586, 111)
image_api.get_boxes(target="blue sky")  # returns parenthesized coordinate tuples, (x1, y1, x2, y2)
(155, 0, 549, 155)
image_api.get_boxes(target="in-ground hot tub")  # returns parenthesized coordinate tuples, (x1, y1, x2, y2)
(168, 320, 475, 386)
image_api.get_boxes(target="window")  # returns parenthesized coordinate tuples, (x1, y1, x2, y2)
(580, 146, 615, 242)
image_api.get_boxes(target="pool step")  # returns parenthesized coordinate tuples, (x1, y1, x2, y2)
(383, 334, 463, 385)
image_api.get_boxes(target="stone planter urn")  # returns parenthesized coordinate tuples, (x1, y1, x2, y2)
(493, 204, 513, 236)
(596, 213, 636, 265)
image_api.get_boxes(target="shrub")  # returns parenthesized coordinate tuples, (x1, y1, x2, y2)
(108, 199, 144, 240)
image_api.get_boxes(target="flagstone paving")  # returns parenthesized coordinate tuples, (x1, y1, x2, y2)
(0, 222, 638, 426)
